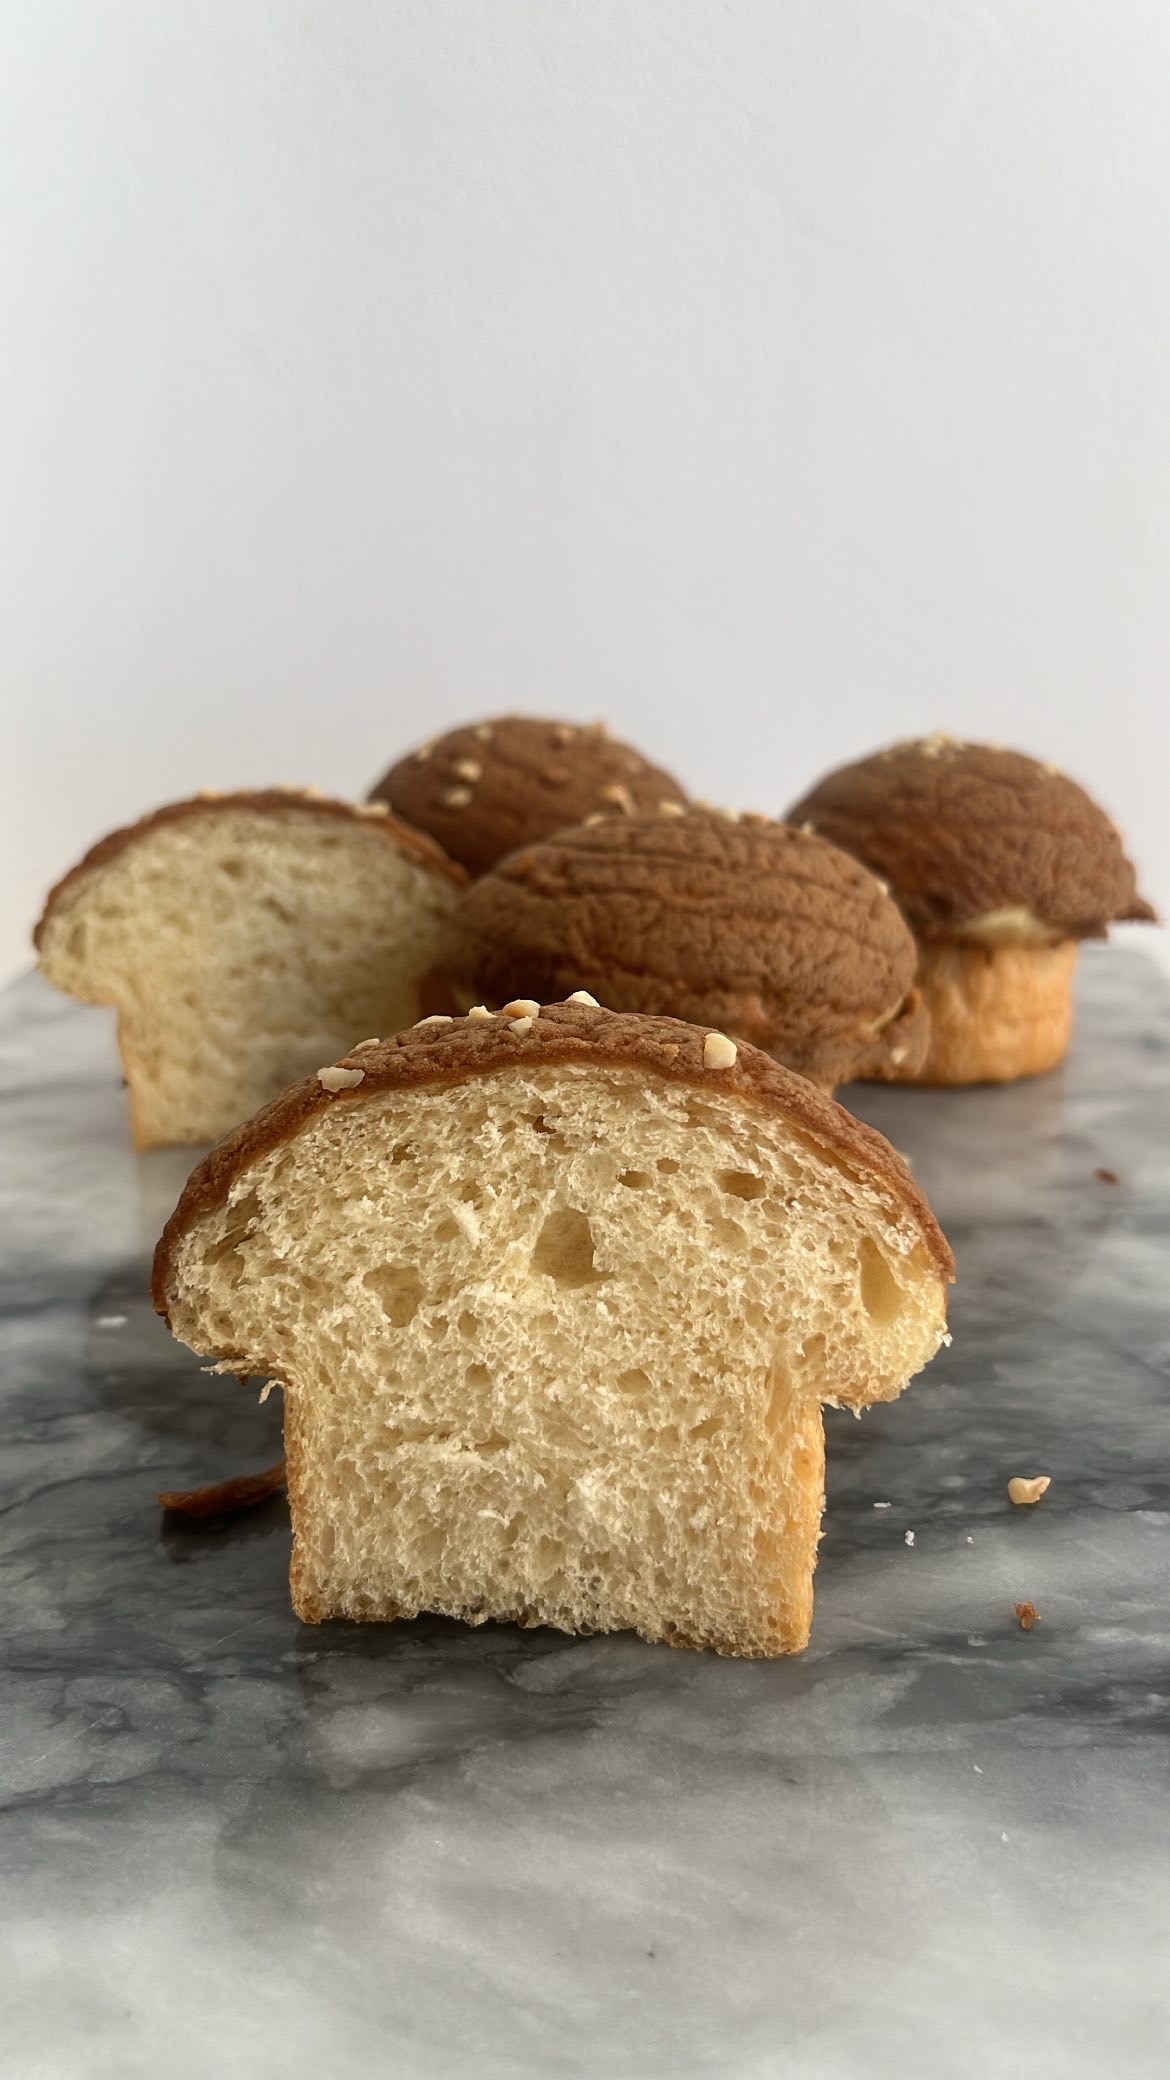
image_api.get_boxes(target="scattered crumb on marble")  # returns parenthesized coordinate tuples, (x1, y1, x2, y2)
(1014, 1601, 1041, 1631)
(96, 1315, 127, 1329)
(1095, 1167, 1121, 1185)
(1008, 1474, 1051, 1506)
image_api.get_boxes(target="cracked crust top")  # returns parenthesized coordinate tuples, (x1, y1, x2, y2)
(34, 789, 465, 949)
(369, 716, 687, 877)
(787, 738, 1155, 943)
(446, 808, 929, 1087)
(151, 998, 954, 1312)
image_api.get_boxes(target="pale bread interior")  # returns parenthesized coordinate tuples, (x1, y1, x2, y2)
(37, 807, 459, 1148)
(164, 1063, 948, 1656)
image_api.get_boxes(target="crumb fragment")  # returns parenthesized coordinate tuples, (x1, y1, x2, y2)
(96, 1314, 127, 1330)
(1008, 1475, 1050, 1506)
(703, 1032, 738, 1070)
(1094, 1167, 1120, 1186)
(1014, 1601, 1041, 1630)
(904, 1529, 915, 1547)
(317, 1065, 365, 1092)
(872, 1501, 892, 1510)
(158, 1459, 286, 1519)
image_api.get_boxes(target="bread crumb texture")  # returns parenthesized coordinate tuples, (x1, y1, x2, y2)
(35, 793, 463, 1148)
(788, 739, 1154, 941)
(155, 1003, 951, 1658)
(369, 715, 687, 876)
(450, 810, 927, 1087)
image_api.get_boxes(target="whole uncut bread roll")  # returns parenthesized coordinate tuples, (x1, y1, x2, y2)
(448, 807, 928, 1088)
(35, 791, 464, 1148)
(153, 999, 953, 1657)
(788, 737, 1155, 1085)
(369, 715, 687, 876)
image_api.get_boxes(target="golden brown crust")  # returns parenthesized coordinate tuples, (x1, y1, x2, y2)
(447, 809, 928, 1087)
(893, 940, 1077, 1085)
(787, 738, 1154, 942)
(369, 716, 687, 877)
(34, 788, 465, 949)
(151, 998, 954, 1313)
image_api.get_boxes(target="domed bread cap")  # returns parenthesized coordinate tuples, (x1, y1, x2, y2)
(152, 1001, 953, 1656)
(787, 738, 1155, 945)
(369, 715, 687, 877)
(448, 808, 929, 1088)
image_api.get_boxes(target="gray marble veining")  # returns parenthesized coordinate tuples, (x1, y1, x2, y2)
(1, 952, 1168, 2080)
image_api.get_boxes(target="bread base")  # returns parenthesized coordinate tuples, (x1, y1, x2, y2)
(889, 940, 1077, 1086)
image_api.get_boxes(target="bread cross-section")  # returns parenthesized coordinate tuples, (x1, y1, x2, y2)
(35, 791, 464, 1148)
(153, 1002, 953, 1656)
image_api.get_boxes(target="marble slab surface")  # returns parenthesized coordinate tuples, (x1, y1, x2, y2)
(2, 952, 1168, 2080)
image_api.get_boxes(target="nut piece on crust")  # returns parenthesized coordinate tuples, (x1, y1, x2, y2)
(369, 716, 688, 877)
(788, 739, 1155, 1086)
(447, 809, 928, 1089)
(34, 793, 465, 1149)
(152, 1001, 952, 1657)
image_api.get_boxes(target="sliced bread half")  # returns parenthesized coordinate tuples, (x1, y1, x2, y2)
(36, 791, 463, 1147)
(153, 999, 953, 1656)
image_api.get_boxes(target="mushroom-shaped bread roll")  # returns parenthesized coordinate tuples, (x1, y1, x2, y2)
(369, 715, 687, 877)
(448, 808, 928, 1089)
(153, 1001, 953, 1656)
(35, 792, 464, 1148)
(788, 737, 1155, 1085)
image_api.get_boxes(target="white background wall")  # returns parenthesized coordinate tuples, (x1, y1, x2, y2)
(2, 1, 1168, 981)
